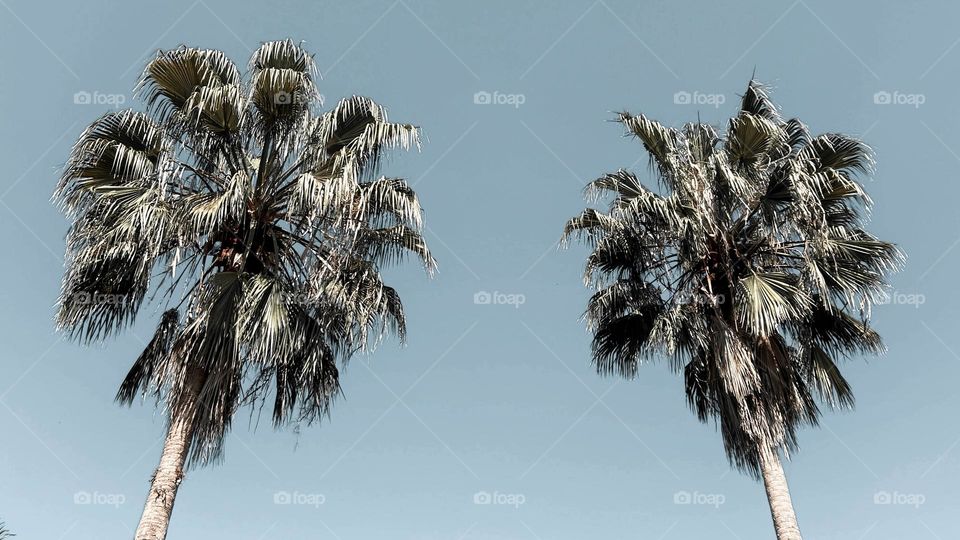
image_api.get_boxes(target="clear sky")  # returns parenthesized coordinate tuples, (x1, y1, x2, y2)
(0, 0, 957, 538)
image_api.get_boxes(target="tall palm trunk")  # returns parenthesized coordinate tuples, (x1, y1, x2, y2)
(759, 449, 802, 540)
(135, 369, 206, 540)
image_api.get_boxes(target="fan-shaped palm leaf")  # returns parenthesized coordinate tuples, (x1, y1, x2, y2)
(564, 80, 902, 540)
(56, 39, 434, 539)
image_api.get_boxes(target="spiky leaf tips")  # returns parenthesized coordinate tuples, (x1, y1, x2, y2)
(563, 80, 902, 475)
(55, 40, 435, 465)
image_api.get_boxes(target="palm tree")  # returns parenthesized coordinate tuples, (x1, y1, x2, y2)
(0, 521, 13, 539)
(563, 81, 901, 539)
(55, 40, 434, 539)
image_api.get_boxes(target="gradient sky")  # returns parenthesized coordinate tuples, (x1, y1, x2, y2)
(1, 0, 958, 538)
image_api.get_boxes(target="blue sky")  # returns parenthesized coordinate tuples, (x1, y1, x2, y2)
(1, 0, 958, 538)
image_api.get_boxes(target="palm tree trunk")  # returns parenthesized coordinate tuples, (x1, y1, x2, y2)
(134, 368, 206, 540)
(759, 448, 802, 540)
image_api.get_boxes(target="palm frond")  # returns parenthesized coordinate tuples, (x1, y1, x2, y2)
(736, 273, 810, 337)
(804, 345, 855, 409)
(136, 47, 240, 122)
(618, 112, 683, 181)
(56, 41, 432, 467)
(565, 79, 900, 477)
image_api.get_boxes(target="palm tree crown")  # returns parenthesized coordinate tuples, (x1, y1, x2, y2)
(55, 40, 434, 465)
(563, 81, 902, 474)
